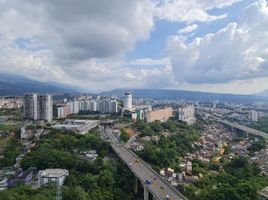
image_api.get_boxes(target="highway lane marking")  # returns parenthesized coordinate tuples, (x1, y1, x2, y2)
(132, 161, 172, 200)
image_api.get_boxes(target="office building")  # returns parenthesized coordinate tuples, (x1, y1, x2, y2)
(38, 169, 69, 187)
(123, 92, 132, 110)
(146, 107, 173, 123)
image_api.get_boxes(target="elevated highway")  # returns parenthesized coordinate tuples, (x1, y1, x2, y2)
(218, 119, 268, 140)
(100, 126, 188, 200)
(198, 110, 268, 140)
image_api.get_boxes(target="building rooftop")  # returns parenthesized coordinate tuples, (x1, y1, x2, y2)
(39, 169, 69, 178)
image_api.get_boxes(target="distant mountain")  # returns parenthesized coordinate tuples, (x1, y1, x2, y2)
(257, 90, 268, 97)
(100, 89, 268, 103)
(0, 73, 77, 95)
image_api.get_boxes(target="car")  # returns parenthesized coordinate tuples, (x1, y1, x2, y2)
(160, 186, 164, 190)
(145, 178, 152, 185)
(152, 176, 157, 180)
(166, 194, 170, 200)
(128, 162, 132, 166)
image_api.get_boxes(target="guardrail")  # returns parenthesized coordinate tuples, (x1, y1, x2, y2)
(117, 143, 188, 200)
(104, 126, 188, 200)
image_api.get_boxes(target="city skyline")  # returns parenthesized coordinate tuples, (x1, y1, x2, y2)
(0, 0, 268, 94)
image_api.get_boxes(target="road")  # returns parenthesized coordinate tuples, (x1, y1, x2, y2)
(219, 119, 268, 140)
(99, 126, 188, 200)
(198, 110, 268, 140)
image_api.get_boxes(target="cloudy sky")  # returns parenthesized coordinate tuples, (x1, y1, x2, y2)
(0, 0, 268, 94)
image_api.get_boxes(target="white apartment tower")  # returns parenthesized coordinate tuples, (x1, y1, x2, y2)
(90, 101, 97, 111)
(123, 92, 132, 110)
(111, 100, 118, 113)
(249, 110, 258, 122)
(178, 105, 196, 125)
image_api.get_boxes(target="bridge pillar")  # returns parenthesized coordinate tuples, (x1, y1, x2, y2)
(144, 187, 149, 200)
(134, 178, 138, 194)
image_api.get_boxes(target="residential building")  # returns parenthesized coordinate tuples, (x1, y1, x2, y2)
(57, 106, 70, 119)
(38, 169, 69, 187)
(99, 100, 110, 113)
(249, 110, 258, 122)
(111, 100, 118, 113)
(38, 94, 53, 122)
(23, 93, 38, 120)
(24, 93, 53, 122)
(8, 169, 33, 188)
(146, 107, 173, 123)
(90, 101, 97, 111)
(178, 105, 196, 125)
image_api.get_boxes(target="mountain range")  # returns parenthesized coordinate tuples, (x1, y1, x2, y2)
(257, 90, 268, 97)
(0, 73, 267, 103)
(0, 73, 76, 95)
(100, 89, 268, 103)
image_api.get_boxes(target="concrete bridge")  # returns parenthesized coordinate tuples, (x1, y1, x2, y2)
(218, 119, 268, 140)
(100, 126, 188, 200)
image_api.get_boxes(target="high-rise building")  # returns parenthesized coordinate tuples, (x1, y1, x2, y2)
(178, 105, 196, 125)
(123, 92, 132, 110)
(89, 101, 97, 111)
(80, 100, 89, 111)
(24, 93, 53, 122)
(24, 93, 38, 120)
(38, 94, 53, 122)
(111, 100, 118, 113)
(249, 110, 258, 122)
(73, 100, 80, 114)
(57, 106, 70, 119)
(99, 100, 110, 113)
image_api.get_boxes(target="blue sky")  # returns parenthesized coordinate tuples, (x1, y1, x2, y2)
(0, 0, 268, 94)
(126, 0, 257, 60)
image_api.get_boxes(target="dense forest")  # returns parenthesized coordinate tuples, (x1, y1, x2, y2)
(0, 129, 139, 200)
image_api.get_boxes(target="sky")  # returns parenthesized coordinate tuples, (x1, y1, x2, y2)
(0, 0, 268, 94)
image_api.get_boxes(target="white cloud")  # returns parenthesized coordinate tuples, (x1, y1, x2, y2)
(166, 0, 268, 85)
(177, 24, 198, 34)
(153, 0, 240, 23)
(0, 0, 264, 94)
(127, 58, 170, 66)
